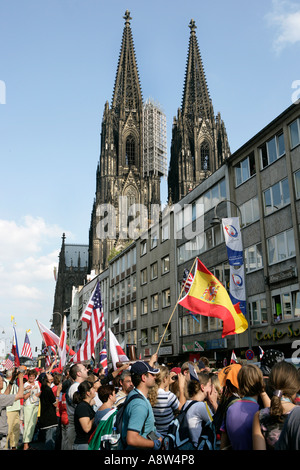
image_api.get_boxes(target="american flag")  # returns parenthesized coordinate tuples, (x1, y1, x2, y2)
(71, 282, 105, 362)
(3, 353, 15, 370)
(182, 268, 194, 293)
(99, 339, 108, 375)
(21, 333, 33, 359)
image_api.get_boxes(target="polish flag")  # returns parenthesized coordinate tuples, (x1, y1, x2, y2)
(230, 350, 238, 364)
(109, 328, 129, 370)
(58, 316, 67, 369)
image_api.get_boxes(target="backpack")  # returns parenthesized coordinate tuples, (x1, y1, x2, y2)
(114, 391, 149, 449)
(163, 400, 216, 451)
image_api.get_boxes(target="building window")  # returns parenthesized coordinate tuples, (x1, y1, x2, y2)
(141, 328, 148, 346)
(151, 262, 158, 280)
(263, 178, 290, 215)
(161, 255, 170, 275)
(151, 327, 159, 343)
(151, 293, 159, 311)
(245, 243, 263, 272)
(141, 268, 147, 285)
(259, 132, 285, 169)
(289, 118, 300, 149)
(126, 135, 135, 166)
(150, 232, 158, 249)
(162, 323, 171, 343)
(235, 152, 256, 186)
(248, 297, 268, 325)
(272, 290, 300, 323)
(295, 170, 300, 199)
(162, 288, 171, 308)
(267, 228, 296, 265)
(141, 298, 148, 315)
(203, 179, 226, 212)
(240, 196, 259, 226)
(200, 142, 210, 171)
(140, 241, 147, 256)
(161, 223, 169, 242)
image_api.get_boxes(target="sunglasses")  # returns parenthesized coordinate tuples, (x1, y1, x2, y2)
(171, 375, 178, 381)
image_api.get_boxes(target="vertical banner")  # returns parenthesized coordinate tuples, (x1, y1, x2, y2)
(229, 264, 246, 316)
(222, 217, 244, 266)
(222, 217, 246, 316)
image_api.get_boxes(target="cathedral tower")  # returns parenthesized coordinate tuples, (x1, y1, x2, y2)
(168, 19, 230, 203)
(89, 11, 161, 273)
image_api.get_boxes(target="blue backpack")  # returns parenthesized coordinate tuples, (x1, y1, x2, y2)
(163, 400, 216, 451)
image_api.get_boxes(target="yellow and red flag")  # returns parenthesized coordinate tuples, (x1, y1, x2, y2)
(178, 258, 248, 338)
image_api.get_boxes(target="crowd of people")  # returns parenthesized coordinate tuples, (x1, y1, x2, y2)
(0, 349, 300, 451)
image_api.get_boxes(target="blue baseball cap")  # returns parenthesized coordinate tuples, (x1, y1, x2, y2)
(130, 361, 160, 376)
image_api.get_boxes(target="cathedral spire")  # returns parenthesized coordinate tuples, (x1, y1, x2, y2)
(111, 10, 143, 116)
(168, 18, 230, 203)
(181, 19, 212, 125)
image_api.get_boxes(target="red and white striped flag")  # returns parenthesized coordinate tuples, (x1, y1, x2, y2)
(21, 332, 33, 359)
(109, 328, 129, 370)
(71, 282, 105, 363)
(3, 353, 15, 370)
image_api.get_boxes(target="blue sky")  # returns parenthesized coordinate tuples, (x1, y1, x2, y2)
(0, 0, 300, 354)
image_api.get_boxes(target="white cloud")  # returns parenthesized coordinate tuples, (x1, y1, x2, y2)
(0, 216, 73, 352)
(266, 0, 300, 53)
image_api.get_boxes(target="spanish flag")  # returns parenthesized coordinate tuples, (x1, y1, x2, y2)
(178, 258, 248, 338)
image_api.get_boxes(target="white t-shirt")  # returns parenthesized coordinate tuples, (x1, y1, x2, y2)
(184, 400, 212, 446)
(23, 381, 40, 406)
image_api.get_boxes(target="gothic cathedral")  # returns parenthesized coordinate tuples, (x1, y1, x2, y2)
(88, 11, 161, 274)
(88, 12, 231, 274)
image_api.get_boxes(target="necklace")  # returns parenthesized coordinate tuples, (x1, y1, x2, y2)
(242, 396, 258, 403)
(281, 397, 292, 403)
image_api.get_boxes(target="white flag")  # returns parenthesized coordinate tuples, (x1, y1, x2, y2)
(109, 328, 129, 370)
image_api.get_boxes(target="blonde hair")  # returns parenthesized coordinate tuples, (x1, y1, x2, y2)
(237, 364, 264, 398)
(148, 365, 169, 406)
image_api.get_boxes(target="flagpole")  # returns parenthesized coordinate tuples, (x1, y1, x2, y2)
(155, 256, 197, 355)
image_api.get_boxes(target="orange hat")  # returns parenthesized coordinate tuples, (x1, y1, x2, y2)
(218, 363, 242, 389)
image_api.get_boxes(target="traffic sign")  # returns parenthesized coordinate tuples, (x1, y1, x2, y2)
(245, 349, 254, 361)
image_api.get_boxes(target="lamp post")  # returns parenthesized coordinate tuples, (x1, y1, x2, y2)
(211, 198, 252, 349)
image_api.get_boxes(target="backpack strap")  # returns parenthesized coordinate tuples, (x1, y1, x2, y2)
(120, 391, 150, 447)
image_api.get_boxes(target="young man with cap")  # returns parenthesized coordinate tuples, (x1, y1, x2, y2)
(120, 361, 163, 450)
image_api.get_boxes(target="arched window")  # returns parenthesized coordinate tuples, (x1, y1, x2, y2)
(126, 136, 135, 166)
(200, 142, 210, 171)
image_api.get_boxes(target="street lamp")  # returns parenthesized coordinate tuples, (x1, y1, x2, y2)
(211, 199, 242, 227)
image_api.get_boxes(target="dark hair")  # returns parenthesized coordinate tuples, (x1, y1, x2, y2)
(98, 384, 115, 403)
(187, 372, 210, 398)
(73, 380, 94, 405)
(69, 364, 80, 381)
(269, 361, 300, 420)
